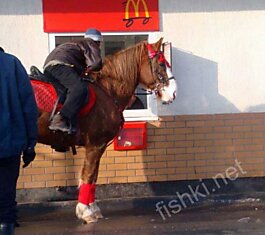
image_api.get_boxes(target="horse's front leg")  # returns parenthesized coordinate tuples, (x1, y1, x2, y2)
(76, 144, 106, 224)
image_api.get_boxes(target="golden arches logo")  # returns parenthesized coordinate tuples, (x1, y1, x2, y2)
(123, 0, 151, 28)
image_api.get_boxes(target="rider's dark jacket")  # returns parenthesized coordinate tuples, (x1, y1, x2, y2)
(0, 51, 38, 159)
(44, 38, 102, 75)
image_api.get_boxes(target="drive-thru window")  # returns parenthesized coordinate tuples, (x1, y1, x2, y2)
(44, 0, 160, 121)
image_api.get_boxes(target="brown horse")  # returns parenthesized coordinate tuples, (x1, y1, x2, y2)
(36, 38, 177, 223)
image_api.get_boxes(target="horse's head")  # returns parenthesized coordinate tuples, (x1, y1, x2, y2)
(140, 38, 177, 104)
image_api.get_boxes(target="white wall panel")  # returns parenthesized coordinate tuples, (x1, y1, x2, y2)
(0, 0, 48, 72)
(158, 0, 265, 114)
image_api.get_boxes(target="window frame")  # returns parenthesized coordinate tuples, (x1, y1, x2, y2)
(48, 32, 158, 121)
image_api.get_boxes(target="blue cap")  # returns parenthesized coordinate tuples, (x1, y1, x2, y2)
(84, 28, 103, 42)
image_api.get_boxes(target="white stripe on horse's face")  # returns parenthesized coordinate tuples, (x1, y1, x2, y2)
(159, 66, 177, 104)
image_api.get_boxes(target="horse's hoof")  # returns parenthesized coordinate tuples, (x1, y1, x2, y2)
(89, 202, 104, 219)
(94, 211, 104, 219)
(83, 215, 98, 224)
(76, 202, 98, 224)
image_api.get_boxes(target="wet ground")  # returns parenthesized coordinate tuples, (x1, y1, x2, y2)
(16, 200, 265, 235)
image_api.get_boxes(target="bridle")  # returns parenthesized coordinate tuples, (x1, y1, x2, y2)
(146, 44, 175, 95)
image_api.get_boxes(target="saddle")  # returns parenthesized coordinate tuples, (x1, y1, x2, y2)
(29, 66, 96, 117)
(30, 66, 96, 154)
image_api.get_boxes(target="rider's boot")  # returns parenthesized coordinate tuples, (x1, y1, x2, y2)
(49, 112, 71, 133)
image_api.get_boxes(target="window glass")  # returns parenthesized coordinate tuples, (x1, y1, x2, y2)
(54, 35, 147, 58)
(104, 41, 125, 55)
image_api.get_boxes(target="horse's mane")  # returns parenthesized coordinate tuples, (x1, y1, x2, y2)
(97, 41, 147, 96)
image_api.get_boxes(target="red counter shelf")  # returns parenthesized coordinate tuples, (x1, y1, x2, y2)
(114, 122, 147, 150)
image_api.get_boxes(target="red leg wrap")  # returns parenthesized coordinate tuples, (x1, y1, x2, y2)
(90, 184, 96, 203)
(78, 183, 96, 205)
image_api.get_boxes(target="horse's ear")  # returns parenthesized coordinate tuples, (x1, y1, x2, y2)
(153, 37, 164, 51)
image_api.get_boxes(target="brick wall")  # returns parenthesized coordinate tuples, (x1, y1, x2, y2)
(17, 113, 265, 189)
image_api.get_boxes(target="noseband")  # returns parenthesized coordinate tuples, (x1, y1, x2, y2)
(147, 44, 175, 94)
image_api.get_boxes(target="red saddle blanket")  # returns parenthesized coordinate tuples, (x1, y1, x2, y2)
(31, 80, 96, 117)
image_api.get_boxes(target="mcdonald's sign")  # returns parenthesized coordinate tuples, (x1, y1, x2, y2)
(123, 0, 151, 27)
(43, 0, 159, 33)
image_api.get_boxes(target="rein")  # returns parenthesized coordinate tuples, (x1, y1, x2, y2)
(135, 77, 175, 96)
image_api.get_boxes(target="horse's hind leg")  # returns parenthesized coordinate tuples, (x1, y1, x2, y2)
(76, 144, 106, 223)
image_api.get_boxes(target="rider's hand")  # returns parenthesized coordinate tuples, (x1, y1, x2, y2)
(22, 147, 36, 168)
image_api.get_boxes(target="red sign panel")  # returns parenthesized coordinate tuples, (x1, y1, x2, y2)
(43, 0, 159, 33)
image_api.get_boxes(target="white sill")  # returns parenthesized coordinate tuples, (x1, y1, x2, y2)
(123, 108, 158, 121)
(124, 116, 159, 121)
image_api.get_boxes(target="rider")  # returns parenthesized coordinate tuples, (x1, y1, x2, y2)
(43, 28, 103, 133)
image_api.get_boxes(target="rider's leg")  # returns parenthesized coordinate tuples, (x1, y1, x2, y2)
(45, 65, 88, 132)
(59, 80, 88, 120)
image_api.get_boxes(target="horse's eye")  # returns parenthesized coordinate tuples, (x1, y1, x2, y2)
(159, 63, 166, 71)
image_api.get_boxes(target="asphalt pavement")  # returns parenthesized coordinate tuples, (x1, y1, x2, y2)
(16, 196, 265, 235)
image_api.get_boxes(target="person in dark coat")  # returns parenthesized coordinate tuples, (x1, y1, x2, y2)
(0, 49, 38, 235)
(43, 28, 103, 133)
